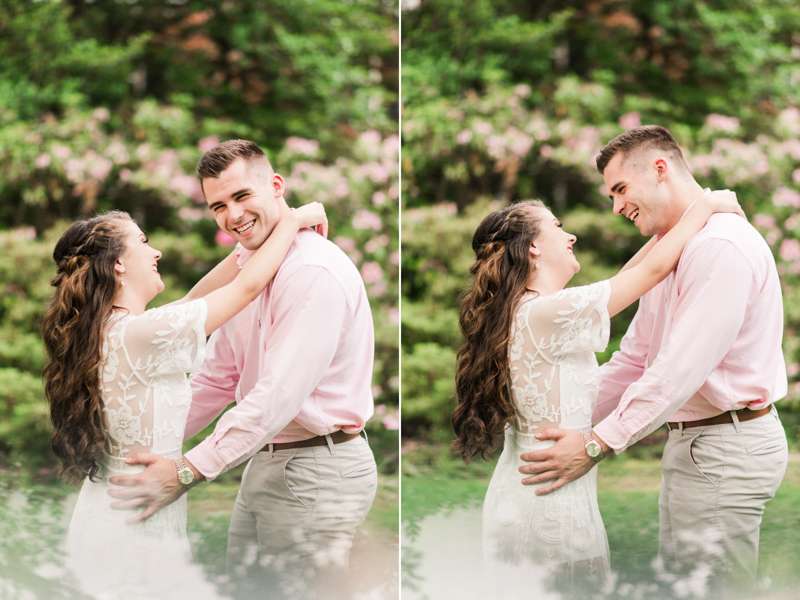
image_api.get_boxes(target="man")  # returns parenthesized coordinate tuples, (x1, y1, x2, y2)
(108, 140, 378, 592)
(519, 125, 788, 585)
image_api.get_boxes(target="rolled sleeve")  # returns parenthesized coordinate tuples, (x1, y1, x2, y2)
(185, 266, 349, 480)
(594, 238, 755, 451)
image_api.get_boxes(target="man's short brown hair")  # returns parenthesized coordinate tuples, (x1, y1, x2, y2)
(596, 125, 688, 175)
(196, 139, 272, 184)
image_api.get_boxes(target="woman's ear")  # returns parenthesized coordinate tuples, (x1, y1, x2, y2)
(114, 260, 125, 275)
(529, 241, 541, 258)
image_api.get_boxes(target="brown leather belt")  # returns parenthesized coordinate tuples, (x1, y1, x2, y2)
(666, 406, 772, 431)
(260, 430, 360, 452)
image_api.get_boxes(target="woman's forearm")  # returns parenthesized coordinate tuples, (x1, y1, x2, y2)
(618, 237, 657, 274)
(183, 249, 240, 302)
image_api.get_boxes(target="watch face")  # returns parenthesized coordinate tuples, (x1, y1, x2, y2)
(179, 470, 194, 485)
(587, 441, 601, 458)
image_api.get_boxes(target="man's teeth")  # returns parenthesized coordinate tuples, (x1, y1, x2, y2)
(234, 220, 255, 234)
(630, 210, 639, 222)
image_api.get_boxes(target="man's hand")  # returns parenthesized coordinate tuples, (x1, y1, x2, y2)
(518, 429, 596, 495)
(107, 453, 186, 524)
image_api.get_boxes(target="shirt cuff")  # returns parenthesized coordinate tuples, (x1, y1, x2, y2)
(592, 418, 630, 453)
(184, 439, 228, 482)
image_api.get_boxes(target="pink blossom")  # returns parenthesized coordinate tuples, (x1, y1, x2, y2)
(706, 114, 740, 133)
(119, 168, 132, 182)
(35, 154, 51, 169)
(618, 112, 641, 129)
(388, 185, 398, 199)
(540, 145, 553, 158)
(793, 169, 800, 185)
(360, 130, 382, 148)
(388, 307, 399, 325)
(435, 203, 457, 217)
(197, 135, 219, 152)
(353, 209, 382, 231)
(372, 191, 388, 206)
(382, 411, 400, 431)
(773, 187, 800, 208)
(52, 144, 72, 159)
(360, 261, 383, 284)
(787, 363, 800, 377)
(752, 214, 776, 230)
(779, 239, 800, 262)
(65, 159, 85, 183)
(334, 236, 356, 252)
(285, 137, 320, 156)
(514, 84, 532, 99)
(785, 215, 800, 231)
(456, 130, 473, 145)
(365, 235, 389, 253)
(215, 229, 236, 247)
(179, 207, 203, 222)
(92, 107, 110, 123)
(472, 120, 493, 136)
(369, 282, 388, 297)
(389, 252, 399, 266)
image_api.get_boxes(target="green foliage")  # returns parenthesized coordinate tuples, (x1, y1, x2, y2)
(0, 1, 399, 477)
(401, 0, 800, 445)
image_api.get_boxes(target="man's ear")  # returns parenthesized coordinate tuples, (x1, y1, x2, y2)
(653, 157, 668, 184)
(272, 173, 286, 198)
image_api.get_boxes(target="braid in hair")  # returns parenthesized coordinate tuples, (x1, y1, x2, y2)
(452, 200, 545, 462)
(42, 211, 131, 484)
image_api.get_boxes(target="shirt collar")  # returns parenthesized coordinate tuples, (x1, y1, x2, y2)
(235, 243, 255, 268)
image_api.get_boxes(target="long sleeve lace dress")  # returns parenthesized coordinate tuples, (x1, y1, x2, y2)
(482, 281, 612, 591)
(65, 300, 216, 600)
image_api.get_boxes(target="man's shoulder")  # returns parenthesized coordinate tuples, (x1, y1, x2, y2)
(277, 230, 365, 297)
(689, 213, 770, 255)
(683, 213, 777, 281)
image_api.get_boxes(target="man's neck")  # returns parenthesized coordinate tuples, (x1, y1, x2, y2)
(665, 179, 706, 232)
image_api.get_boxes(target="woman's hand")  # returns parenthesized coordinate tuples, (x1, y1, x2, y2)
(704, 189, 745, 219)
(290, 202, 329, 238)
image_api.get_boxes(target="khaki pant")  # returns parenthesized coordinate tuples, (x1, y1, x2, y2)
(658, 406, 788, 593)
(226, 434, 378, 598)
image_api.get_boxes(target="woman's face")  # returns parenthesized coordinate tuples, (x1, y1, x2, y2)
(116, 220, 164, 299)
(530, 208, 580, 276)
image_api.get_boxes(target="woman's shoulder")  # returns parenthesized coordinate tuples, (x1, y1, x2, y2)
(527, 281, 610, 311)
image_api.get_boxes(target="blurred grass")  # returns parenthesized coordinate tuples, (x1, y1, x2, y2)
(402, 448, 800, 596)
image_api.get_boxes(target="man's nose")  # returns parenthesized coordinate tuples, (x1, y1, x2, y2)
(612, 196, 625, 216)
(228, 203, 245, 222)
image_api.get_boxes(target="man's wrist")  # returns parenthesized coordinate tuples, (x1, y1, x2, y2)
(583, 430, 607, 463)
(183, 456, 205, 483)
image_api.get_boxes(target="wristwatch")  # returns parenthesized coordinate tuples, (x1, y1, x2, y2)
(583, 431, 605, 463)
(174, 456, 198, 490)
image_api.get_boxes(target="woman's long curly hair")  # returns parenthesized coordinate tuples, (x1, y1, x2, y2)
(42, 211, 131, 484)
(452, 200, 545, 462)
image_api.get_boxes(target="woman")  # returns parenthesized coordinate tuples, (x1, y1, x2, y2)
(42, 204, 326, 599)
(452, 192, 742, 593)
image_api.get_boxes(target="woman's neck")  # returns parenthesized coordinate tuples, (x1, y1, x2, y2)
(526, 269, 570, 297)
(112, 289, 147, 315)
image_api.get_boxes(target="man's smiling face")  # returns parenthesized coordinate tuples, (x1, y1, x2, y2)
(203, 157, 283, 250)
(603, 151, 671, 237)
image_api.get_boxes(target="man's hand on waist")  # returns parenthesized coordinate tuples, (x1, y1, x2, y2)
(107, 453, 202, 524)
(518, 428, 610, 495)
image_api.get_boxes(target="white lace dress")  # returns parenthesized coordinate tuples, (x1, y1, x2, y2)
(65, 300, 213, 600)
(482, 281, 612, 591)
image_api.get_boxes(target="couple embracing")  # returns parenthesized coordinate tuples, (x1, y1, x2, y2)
(43, 140, 378, 599)
(454, 126, 789, 596)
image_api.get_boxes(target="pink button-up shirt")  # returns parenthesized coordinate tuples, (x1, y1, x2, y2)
(593, 212, 787, 452)
(184, 229, 375, 480)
